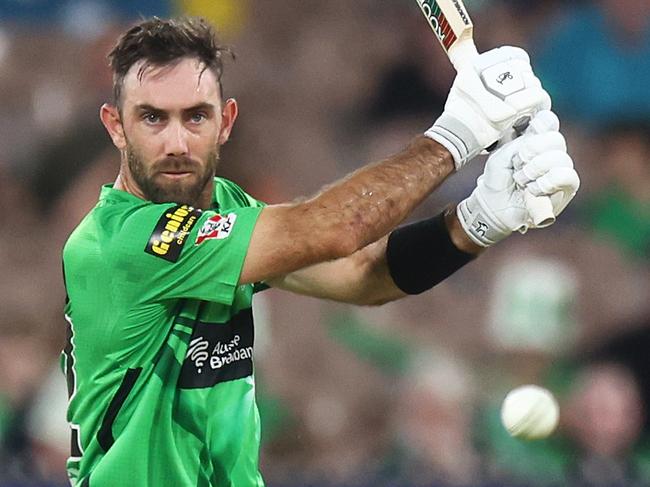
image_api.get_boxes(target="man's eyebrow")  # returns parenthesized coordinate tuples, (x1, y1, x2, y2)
(133, 103, 216, 113)
(134, 104, 164, 113)
(183, 102, 216, 112)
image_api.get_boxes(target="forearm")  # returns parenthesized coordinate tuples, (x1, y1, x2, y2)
(268, 237, 403, 306)
(293, 136, 454, 254)
(269, 207, 482, 305)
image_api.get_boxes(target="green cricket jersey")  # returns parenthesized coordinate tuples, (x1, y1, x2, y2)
(62, 178, 266, 486)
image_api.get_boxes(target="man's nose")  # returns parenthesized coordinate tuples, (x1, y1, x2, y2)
(163, 121, 190, 156)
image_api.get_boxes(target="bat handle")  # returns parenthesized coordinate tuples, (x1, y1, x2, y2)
(525, 191, 555, 227)
(448, 38, 479, 71)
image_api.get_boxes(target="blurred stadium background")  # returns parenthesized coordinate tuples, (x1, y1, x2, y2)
(1, 0, 650, 485)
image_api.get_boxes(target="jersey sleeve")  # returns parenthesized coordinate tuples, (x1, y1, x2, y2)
(113, 202, 263, 306)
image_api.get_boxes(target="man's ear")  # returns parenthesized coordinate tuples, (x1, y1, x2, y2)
(218, 98, 239, 145)
(100, 103, 127, 150)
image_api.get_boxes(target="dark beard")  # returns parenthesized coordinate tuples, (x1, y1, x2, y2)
(126, 144, 219, 207)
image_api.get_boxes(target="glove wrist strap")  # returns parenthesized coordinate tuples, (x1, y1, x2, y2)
(425, 113, 496, 170)
(457, 193, 512, 247)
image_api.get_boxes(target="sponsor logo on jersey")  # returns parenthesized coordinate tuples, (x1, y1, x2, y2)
(195, 213, 237, 245)
(178, 308, 254, 389)
(145, 205, 201, 262)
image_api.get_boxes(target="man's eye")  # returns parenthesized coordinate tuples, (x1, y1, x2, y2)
(143, 113, 161, 124)
(190, 113, 206, 123)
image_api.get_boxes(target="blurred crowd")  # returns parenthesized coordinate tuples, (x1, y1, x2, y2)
(1, 0, 650, 486)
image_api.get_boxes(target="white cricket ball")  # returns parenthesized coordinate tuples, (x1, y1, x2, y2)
(500, 385, 559, 440)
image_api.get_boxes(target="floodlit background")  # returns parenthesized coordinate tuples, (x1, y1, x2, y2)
(1, 0, 650, 485)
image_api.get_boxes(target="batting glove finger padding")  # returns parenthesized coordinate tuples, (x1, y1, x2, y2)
(517, 132, 567, 163)
(526, 166, 580, 208)
(527, 167, 580, 196)
(457, 110, 579, 247)
(513, 150, 573, 186)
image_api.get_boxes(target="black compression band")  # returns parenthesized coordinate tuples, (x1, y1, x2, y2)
(386, 210, 476, 295)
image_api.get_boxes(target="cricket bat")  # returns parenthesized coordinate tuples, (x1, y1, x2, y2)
(415, 0, 555, 227)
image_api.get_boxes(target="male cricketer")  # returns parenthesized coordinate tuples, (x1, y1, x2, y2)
(61, 17, 579, 487)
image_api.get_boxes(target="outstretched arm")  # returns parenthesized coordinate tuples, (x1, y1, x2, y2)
(266, 111, 580, 305)
(239, 47, 550, 285)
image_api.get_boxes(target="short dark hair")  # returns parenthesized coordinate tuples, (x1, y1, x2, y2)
(107, 17, 232, 106)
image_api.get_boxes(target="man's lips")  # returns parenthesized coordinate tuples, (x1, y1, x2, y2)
(158, 170, 194, 179)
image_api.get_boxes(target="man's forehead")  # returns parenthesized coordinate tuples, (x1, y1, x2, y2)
(122, 57, 221, 108)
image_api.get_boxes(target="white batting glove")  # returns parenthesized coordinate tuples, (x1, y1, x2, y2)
(425, 46, 551, 170)
(457, 111, 580, 247)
